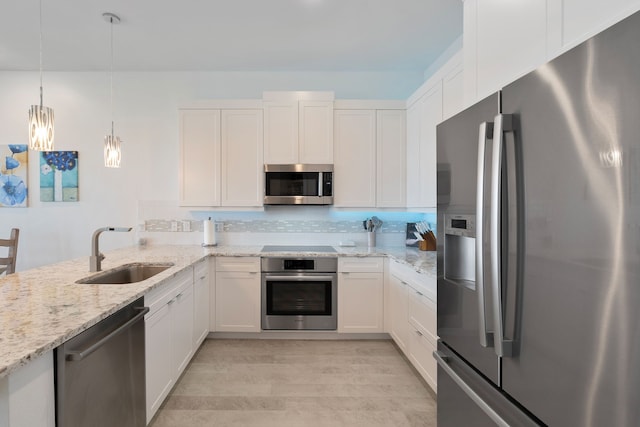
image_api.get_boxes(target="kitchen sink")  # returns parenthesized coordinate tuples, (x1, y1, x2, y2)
(76, 262, 174, 284)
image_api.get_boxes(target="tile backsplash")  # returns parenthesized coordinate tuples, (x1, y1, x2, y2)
(137, 200, 435, 246)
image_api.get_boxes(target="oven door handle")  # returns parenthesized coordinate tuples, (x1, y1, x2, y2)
(264, 275, 336, 281)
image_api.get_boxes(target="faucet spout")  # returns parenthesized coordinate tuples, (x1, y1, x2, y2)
(90, 226, 132, 272)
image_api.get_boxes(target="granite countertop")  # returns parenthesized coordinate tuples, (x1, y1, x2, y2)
(0, 244, 435, 379)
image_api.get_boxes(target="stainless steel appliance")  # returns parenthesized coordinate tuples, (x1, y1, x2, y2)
(436, 10, 640, 427)
(55, 298, 148, 427)
(264, 164, 333, 205)
(261, 245, 337, 330)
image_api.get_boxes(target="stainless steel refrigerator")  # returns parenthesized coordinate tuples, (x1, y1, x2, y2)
(436, 9, 640, 427)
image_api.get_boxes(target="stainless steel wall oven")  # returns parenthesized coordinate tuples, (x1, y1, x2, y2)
(261, 256, 337, 330)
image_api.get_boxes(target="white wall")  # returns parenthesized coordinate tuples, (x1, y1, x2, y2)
(0, 70, 424, 270)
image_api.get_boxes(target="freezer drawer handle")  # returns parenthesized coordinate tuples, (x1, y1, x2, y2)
(65, 306, 150, 361)
(476, 121, 494, 348)
(490, 114, 515, 357)
(434, 351, 511, 427)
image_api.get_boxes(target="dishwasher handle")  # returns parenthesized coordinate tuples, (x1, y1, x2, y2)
(66, 306, 149, 361)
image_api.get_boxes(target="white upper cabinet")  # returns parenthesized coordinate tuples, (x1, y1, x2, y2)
(465, 0, 547, 101)
(220, 109, 264, 207)
(179, 103, 264, 208)
(263, 101, 298, 164)
(299, 100, 334, 164)
(334, 109, 377, 207)
(550, 0, 640, 56)
(179, 110, 221, 207)
(464, 0, 640, 104)
(263, 92, 334, 164)
(376, 110, 406, 207)
(406, 83, 442, 209)
(333, 101, 406, 209)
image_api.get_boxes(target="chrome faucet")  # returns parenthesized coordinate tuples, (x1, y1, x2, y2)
(90, 227, 132, 272)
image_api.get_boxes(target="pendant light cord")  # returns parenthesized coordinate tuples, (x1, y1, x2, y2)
(38, 0, 43, 107)
(109, 16, 114, 138)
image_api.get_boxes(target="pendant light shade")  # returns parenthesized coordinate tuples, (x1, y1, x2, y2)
(28, 104, 54, 151)
(29, 0, 54, 151)
(103, 12, 121, 168)
(104, 133, 121, 168)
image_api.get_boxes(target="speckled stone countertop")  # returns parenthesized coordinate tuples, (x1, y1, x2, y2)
(0, 244, 435, 379)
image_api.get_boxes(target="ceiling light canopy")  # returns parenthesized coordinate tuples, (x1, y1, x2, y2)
(28, 0, 54, 151)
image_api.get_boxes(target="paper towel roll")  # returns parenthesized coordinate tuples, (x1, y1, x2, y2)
(203, 218, 216, 246)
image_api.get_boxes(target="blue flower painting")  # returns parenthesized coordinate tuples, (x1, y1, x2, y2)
(40, 151, 79, 202)
(0, 144, 28, 208)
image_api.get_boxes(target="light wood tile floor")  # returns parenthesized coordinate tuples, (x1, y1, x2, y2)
(149, 339, 437, 427)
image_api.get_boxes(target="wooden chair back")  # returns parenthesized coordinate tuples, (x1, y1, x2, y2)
(0, 228, 19, 275)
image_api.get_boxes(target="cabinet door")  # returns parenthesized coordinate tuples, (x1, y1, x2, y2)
(405, 101, 421, 208)
(338, 272, 384, 333)
(472, 0, 547, 100)
(376, 110, 406, 207)
(193, 261, 210, 349)
(333, 109, 376, 207)
(263, 101, 298, 164)
(442, 63, 465, 121)
(299, 100, 334, 164)
(389, 273, 410, 353)
(408, 287, 437, 346)
(179, 109, 221, 207)
(408, 327, 437, 392)
(209, 258, 217, 332)
(406, 84, 442, 208)
(554, 0, 640, 55)
(173, 282, 195, 377)
(145, 304, 173, 423)
(215, 271, 261, 332)
(220, 109, 264, 207)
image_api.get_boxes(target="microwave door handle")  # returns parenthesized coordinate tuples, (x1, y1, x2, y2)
(318, 172, 323, 197)
(476, 121, 494, 348)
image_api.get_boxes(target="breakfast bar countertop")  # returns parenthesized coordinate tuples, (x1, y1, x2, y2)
(0, 244, 435, 379)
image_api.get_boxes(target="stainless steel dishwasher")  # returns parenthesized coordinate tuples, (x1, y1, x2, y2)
(55, 297, 148, 427)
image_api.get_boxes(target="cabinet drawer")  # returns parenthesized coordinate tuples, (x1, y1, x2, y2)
(193, 259, 208, 280)
(145, 268, 192, 316)
(338, 257, 383, 273)
(409, 327, 437, 392)
(389, 260, 436, 302)
(408, 288, 437, 345)
(216, 257, 260, 272)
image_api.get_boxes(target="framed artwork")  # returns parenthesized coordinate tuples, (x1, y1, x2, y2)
(40, 151, 79, 202)
(0, 144, 28, 208)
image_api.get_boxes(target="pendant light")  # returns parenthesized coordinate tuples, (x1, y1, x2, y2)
(28, 0, 54, 151)
(103, 12, 122, 168)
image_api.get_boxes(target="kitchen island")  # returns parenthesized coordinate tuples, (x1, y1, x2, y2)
(0, 244, 434, 379)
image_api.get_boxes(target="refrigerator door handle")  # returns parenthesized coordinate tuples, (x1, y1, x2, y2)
(434, 351, 511, 427)
(490, 113, 514, 357)
(476, 121, 494, 348)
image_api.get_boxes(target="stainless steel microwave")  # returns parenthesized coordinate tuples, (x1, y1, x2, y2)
(264, 164, 333, 205)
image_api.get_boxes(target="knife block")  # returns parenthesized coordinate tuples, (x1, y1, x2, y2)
(419, 231, 436, 251)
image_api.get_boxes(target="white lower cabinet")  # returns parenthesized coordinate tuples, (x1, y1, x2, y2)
(408, 286, 438, 392)
(388, 271, 410, 352)
(408, 327, 437, 392)
(193, 259, 210, 348)
(338, 258, 384, 333)
(215, 257, 261, 332)
(0, 351, 55, 427)
(145, 267, 195, 423)
(387, 260, 437, 392)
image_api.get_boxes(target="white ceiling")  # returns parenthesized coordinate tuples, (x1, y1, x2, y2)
(0, 0, 462, 72)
